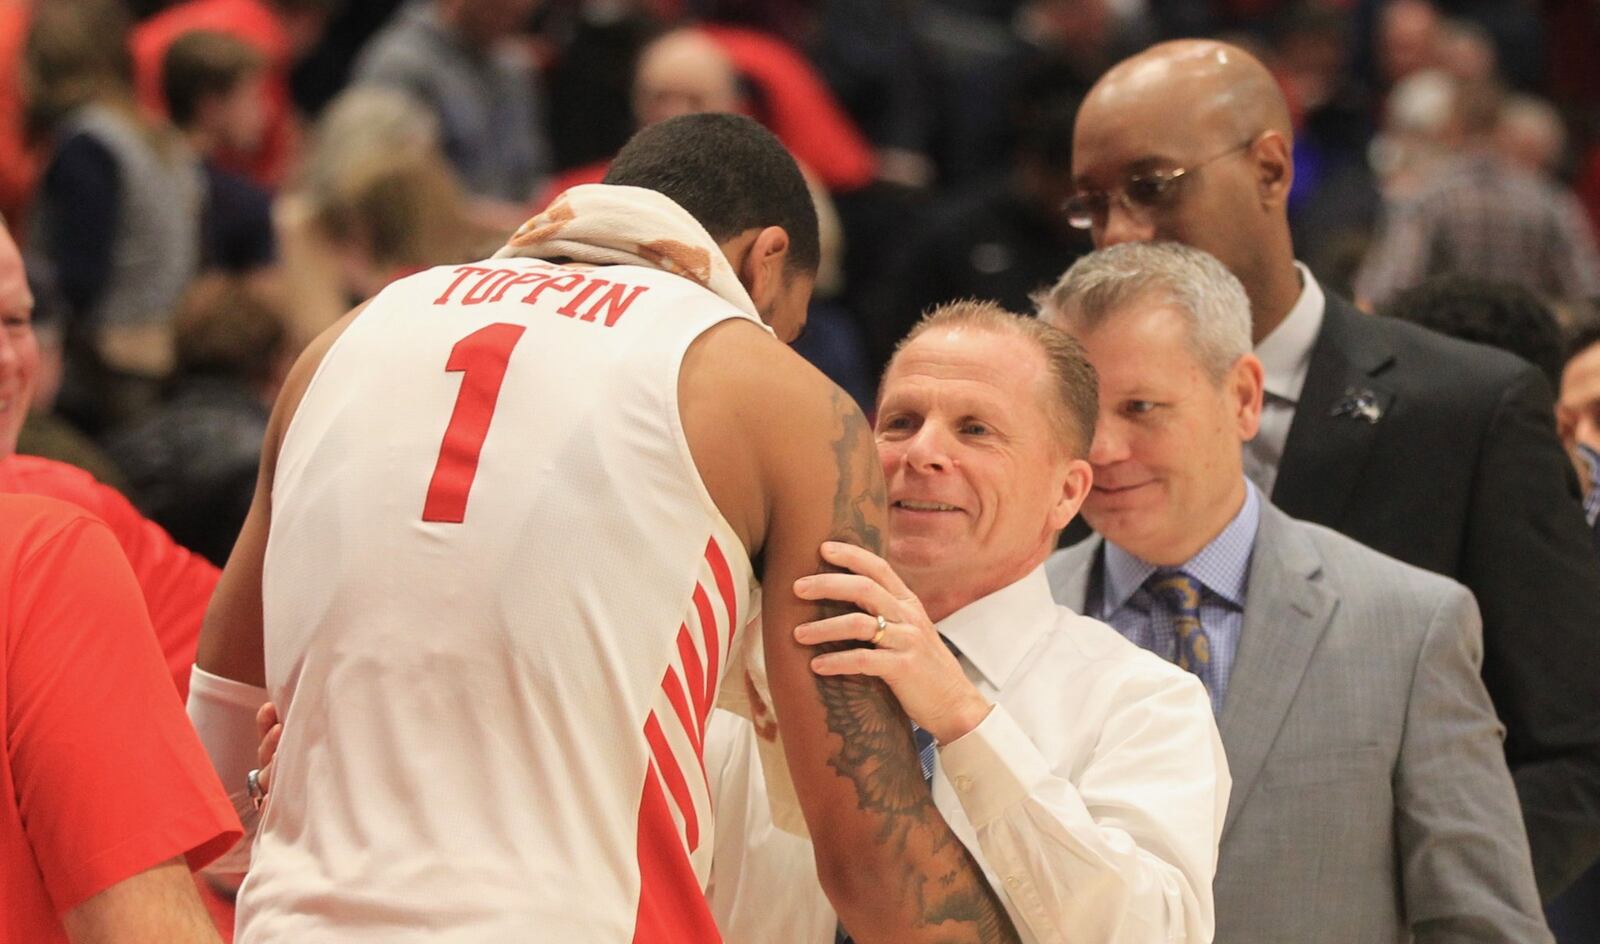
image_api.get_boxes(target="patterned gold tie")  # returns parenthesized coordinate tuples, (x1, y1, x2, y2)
(1148, 571, 1215, 695)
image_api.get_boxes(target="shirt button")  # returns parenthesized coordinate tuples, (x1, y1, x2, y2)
(1005, 876, 1022, 890)
(954, 775, 974, 792)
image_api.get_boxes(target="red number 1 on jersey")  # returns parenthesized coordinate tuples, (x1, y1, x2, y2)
(422, 322, 527, 523)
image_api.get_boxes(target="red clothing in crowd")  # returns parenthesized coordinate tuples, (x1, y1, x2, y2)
(702, 25, 876, 193)
(0, 454, 220, 699)
(535, 26, 876, 210)
(0, 0, 36, 223)
(130, 0, 298, 186)
(0, 494, 241, 943)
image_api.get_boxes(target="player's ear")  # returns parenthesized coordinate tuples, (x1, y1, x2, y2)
(739, 226, 790, 315)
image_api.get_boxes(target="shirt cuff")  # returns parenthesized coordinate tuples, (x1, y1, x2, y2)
(937, 704, 1055, 829)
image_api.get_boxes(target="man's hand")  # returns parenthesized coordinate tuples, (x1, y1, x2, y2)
(794, 542, 992, 745)
(254, 702, 281, 803)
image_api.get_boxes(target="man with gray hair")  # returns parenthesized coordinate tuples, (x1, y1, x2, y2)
(1040, 241, 1553, 943)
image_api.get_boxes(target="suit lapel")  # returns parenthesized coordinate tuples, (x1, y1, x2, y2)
(1271, 295, 1396, 527)
(1217, 505, 1338, 837)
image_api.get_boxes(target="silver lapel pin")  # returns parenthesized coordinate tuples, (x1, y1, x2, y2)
(1330, 387, 1384, 424)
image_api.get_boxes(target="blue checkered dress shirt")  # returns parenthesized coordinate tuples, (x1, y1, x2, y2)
(1092, 481, 1261, 715)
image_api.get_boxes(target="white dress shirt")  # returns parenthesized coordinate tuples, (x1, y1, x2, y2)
(704, 566, 1230, 944)
(1244, 263, 1324, 496)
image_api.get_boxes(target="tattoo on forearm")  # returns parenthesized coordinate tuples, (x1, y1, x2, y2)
(813, 389, 1020, 943)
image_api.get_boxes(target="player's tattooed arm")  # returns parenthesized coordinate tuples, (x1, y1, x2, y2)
(808, 387, 1020, 944)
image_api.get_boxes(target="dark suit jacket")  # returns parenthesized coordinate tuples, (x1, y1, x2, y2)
(1274, 292, 1600, 897)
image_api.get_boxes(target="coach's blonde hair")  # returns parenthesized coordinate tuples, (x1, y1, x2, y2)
(886, 299, 1099, 458)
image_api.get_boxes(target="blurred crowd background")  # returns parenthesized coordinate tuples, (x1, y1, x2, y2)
(3, 0, 1599, 571)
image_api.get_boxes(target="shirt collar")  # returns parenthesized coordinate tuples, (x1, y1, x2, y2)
(1253, 262, 1325, 404)
(1101, 479, 1262, 612)
(935, 566, 1059, 690)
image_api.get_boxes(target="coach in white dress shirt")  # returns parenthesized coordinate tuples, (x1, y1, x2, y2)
(707, 301, 1229, 944)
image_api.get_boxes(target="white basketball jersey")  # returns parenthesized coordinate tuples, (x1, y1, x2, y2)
(239, 259, 761, 942)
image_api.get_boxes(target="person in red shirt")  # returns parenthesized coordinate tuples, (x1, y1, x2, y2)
(0, 216, 219, 699)
(0, 493, 243, 943)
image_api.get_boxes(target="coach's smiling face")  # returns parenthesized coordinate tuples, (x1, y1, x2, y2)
(874, 325, 1085, 622)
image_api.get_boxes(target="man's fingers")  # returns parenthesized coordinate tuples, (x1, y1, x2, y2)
(820, 541, 915, 600)
(793, 572, 900, 619)
(255, 701, 279, 739)
(810, 648, 897, 677)
(257, 723, 283, 771)
(795, 612, 882, 645)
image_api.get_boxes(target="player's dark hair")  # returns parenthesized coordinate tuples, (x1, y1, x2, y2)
(604, 112, 820, 273)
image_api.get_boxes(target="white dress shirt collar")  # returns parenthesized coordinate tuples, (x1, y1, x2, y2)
(936, 566, 1058, 691)
(1253, 262, 1325, 405)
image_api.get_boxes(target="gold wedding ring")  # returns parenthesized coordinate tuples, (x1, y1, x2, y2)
(871, 614, 888, 646)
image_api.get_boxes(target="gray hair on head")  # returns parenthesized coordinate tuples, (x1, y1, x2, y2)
(1033, 241, 1252, 382)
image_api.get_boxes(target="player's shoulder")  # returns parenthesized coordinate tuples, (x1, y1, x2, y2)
(687, 317, 850, 413)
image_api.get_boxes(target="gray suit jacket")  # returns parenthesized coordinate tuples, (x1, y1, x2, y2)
(1045, 502, 1550, 943)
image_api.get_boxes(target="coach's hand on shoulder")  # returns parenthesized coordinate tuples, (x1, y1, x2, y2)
(254, 702, 282, 803)
(794, 542, 992, 745)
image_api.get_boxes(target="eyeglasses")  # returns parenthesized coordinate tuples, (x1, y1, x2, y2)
(1062, 139, 1257, 231)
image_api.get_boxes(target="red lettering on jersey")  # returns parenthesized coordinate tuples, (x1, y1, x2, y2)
(583, 283, 650, 327)
(555, 278, 610, 318)
(462, 268, 523, 305)
(489, 271, 550, 303)
(521, 272, 586, 307)
(433, 265, 492, 305)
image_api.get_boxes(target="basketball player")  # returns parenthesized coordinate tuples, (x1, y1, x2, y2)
(189, 113, 1018, 942)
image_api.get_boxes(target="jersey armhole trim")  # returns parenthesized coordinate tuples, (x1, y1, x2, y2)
(665, 313, 759, 573)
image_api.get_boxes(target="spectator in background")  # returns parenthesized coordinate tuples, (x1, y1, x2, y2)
(23, 0, 202, 431)
(163, 31, 278, 276)
(1, 493, 242, 944)
(351, 0, 551, 211)
(1434, 15, 1496, 83)
(1497, 94, 1569, 177)
(537, 27, 746, 203)
(1355, 78, 1600, 312)
(1375, 0, 1441, 91)
(131, 0, 335, 188)
(275, 87, 493, 346)
(0, 215, 220, 701)
(540, 27, 879, 203)
(107, 276, 291, 568)
(1558, 321, 1600, 532)
(1379, 275, 1565, 389)
(1367, 68, 1458, 201)
(867, 94, 1090, 376)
